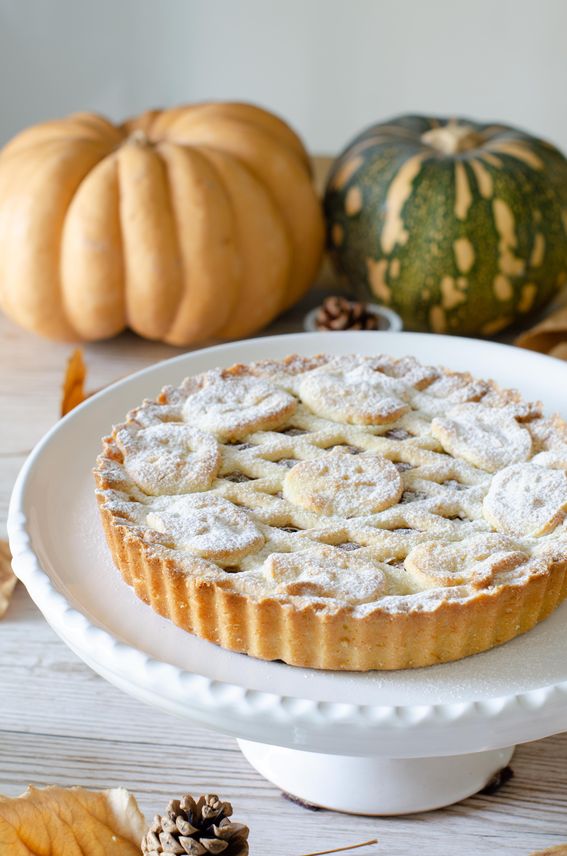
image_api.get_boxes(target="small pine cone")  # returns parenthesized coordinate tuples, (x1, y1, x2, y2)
(142, 794, 249, 856)
(314, 296, 380, 331)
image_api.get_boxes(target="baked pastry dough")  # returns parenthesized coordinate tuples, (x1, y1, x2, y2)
(95, 353, 567, 670)
(282, 451, 402, 517)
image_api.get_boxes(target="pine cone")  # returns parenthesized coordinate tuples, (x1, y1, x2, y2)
(314, 296, 381, 331)
(142, 794, 249, 856)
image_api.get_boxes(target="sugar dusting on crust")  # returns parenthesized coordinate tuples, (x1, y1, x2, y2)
(299, 363, 409, 425)
(431, 403, 532, 473)
(265, 545, 388, 603)
(183, 375, 297, 440)
(146, 494, 265, 563)
(532, 445, 567, 470)
(283, 451, 402, 518)
(96, 352, 567, 615)
(483, 462, 567, 537)
(404, 533, 528, 589)
(115, 423, 220, 496)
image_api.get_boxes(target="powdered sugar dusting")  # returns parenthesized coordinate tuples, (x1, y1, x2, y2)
(484, 463, 567, 537)
(283, 451, 402, 518)
(183, 375, 297, 440)
(115, 423, 220, 496)
(265, 545, 388, 603)
(404, 533, 529, 589)
(431, 403, 532, 473)
(532, 445, 567, 470)
(299, 365, 409, 426)
(146, 494, 264, 562)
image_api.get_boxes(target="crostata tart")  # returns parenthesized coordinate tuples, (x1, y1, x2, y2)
(95, 354, 567, 670)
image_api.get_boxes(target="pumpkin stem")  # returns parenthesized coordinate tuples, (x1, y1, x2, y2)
(126, 128, 151, 147)
(421, 120, 483, 155)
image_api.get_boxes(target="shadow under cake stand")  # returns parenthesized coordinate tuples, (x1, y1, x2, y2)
(8, 332, 567, 814)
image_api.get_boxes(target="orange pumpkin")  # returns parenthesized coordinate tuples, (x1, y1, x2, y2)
(0, 103, 324, 345)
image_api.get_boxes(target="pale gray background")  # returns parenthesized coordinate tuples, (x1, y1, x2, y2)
(0, 0, 565, 154)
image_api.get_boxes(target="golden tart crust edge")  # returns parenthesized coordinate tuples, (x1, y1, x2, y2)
(94, 355, 567, 671)
(94, 504, 567, 670)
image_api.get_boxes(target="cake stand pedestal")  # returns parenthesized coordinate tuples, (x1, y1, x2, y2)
(237, 741, 515, 815)
(8, 331, 567, 816)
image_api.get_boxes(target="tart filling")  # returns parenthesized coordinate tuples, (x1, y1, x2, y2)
(95, 353, 567, 670)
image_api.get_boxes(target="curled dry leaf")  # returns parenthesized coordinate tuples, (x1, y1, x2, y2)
(61, 348, 87, 416)
(0, 539, 16, 618)
(516, 306, 567, 360)
(0, 785, 146, 856)
(549, 342, 567, 360)
(531, 845, 567, 855)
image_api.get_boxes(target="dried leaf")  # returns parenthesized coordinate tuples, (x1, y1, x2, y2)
(531, 846, 567, 855)
(0, 539, 16, 618)
(61, 348, 87, 416)
(549, 342, 567, 361)
(516, 307, 567, 358)
(0, 785, 146, 856)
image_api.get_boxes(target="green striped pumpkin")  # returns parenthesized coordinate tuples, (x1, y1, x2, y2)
(324, 115, 567, 336)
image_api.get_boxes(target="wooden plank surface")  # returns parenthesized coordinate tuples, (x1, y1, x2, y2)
(1, 302, 567, 855)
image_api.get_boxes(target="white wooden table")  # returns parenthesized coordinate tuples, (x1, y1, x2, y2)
(1, 308, 567, 856)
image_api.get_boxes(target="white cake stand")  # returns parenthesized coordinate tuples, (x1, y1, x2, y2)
(8, 332, 567, 815)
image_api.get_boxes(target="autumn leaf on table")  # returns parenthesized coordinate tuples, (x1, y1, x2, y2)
(531, 845, 567, 855)
(61, 348, 87, 416)
(516, 306, 567, 361)
(0, 540, 16, 618)
(0, 785, 146, 856)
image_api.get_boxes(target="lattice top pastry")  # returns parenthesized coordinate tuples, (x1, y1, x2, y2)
(95, 353, 567, 671)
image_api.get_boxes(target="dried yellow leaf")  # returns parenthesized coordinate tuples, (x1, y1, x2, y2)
(0, 539, 16, 618)
(61, 348, 87, 416)
(516, 306, 567, 358)
(531, 846, 567, 855)
(549, 342, 567, 361)
(0, 785, 146, 856)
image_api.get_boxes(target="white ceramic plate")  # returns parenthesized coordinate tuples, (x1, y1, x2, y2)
(9, 332, 567, 757)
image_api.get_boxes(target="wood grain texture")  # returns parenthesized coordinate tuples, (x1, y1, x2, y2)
(1, 226, 567, 854)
